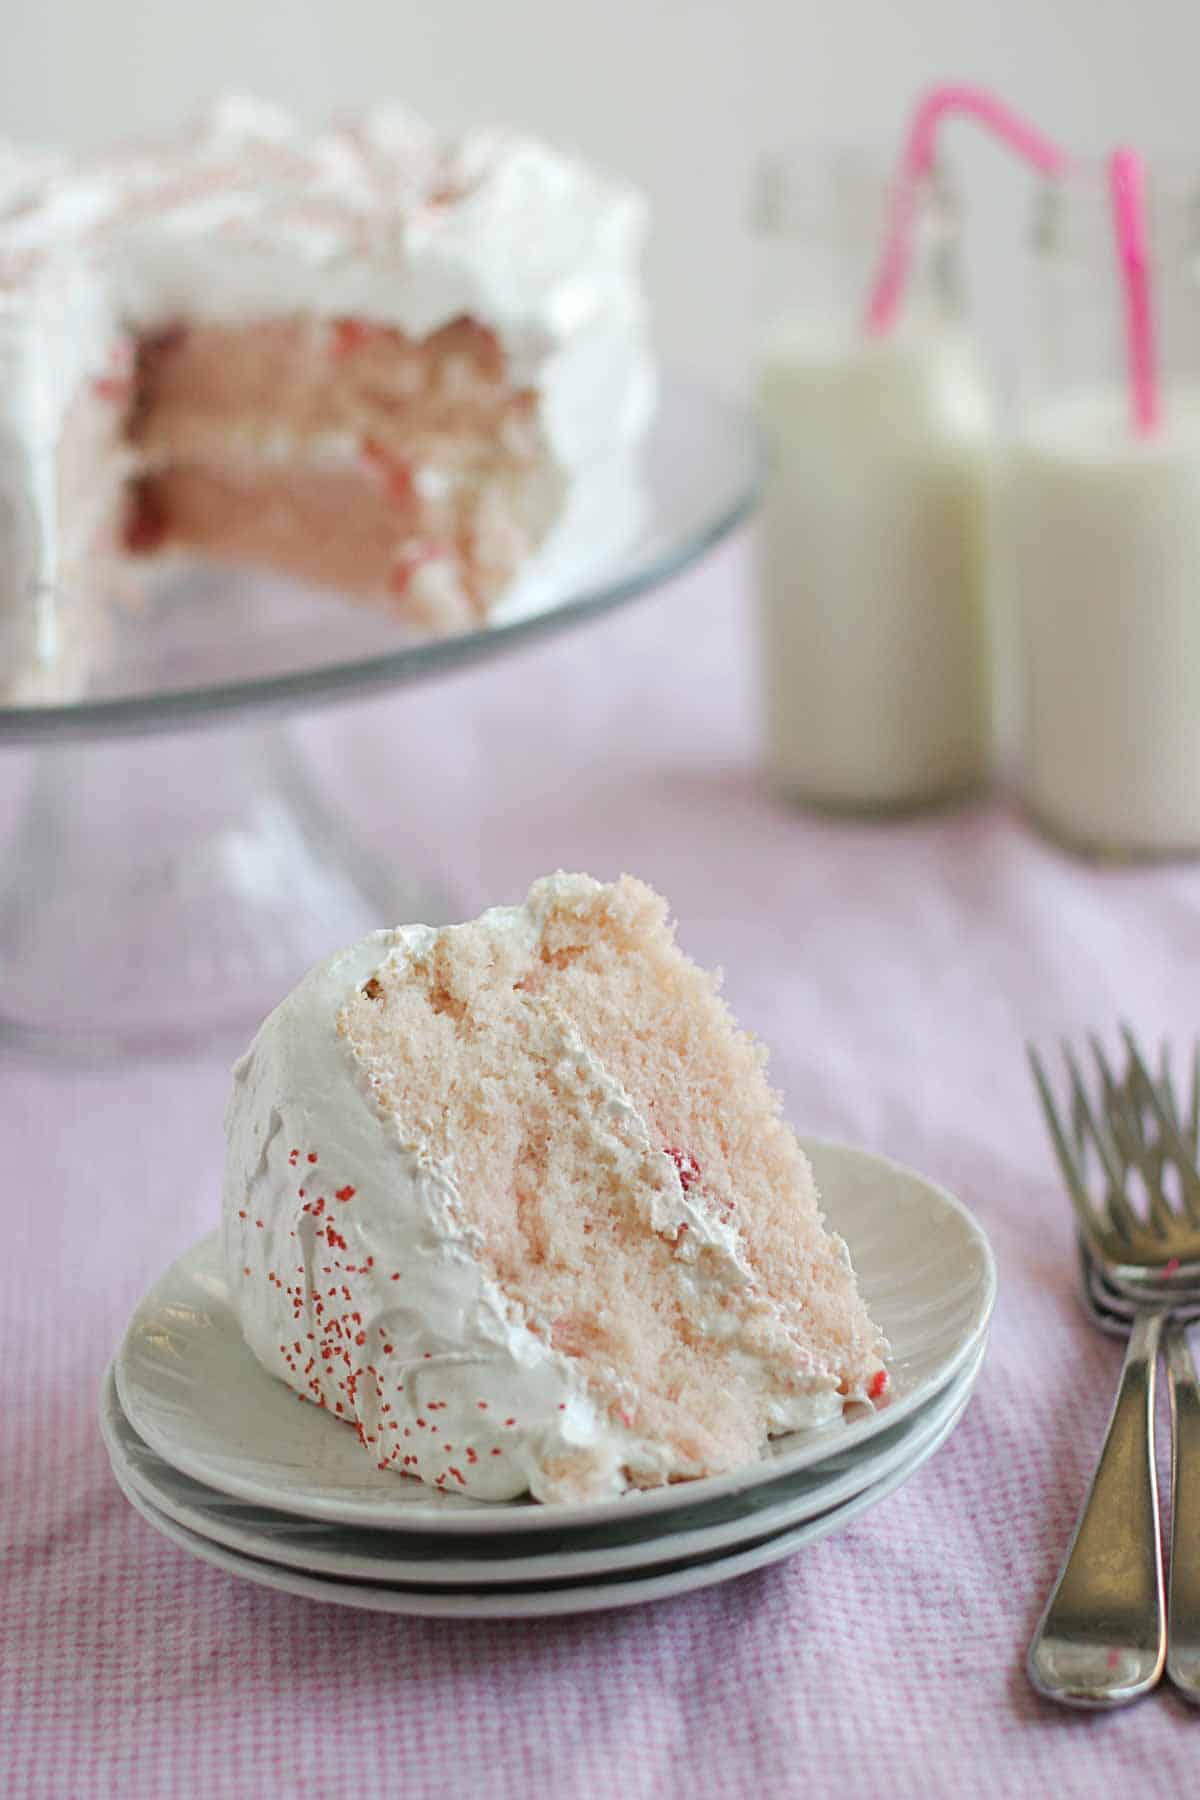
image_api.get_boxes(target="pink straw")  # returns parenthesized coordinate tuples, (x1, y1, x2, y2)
(1109, 146, 1160, 436)
(864, 83, 1069, 337)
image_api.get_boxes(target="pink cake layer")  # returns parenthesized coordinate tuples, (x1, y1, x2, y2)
(103, 314, 563, 631)
(335, 876, 887, 1493)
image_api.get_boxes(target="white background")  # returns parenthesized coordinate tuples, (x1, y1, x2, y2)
(3, 0, 1198, 391)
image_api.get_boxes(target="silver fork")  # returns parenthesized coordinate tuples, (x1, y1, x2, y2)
(1027, 1030, 1200, 1707)
(1079, 1244, 1200, 1700)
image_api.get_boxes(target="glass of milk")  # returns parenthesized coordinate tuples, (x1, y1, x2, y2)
(752, 150, 995, 812)
(1004, 163, 1200, 856)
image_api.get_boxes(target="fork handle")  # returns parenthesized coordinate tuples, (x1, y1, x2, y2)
(1167, 1322, 1200, 1702)
(1028, 1306, 1166, 1708)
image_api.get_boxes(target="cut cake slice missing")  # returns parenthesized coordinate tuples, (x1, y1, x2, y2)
(224, 873, 888, 1503)
(0, 97, 654, 700)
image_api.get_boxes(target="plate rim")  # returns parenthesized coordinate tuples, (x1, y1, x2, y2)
(110, 1368, 978, 1627)
(115, 1135, 997, 1534)
(102, 1333, 988, 1585)
(110, 1379, 976, 1619)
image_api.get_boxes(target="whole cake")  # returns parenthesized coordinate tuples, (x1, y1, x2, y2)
(0, 97, 653, 701)
(224, 874, 888, 1504)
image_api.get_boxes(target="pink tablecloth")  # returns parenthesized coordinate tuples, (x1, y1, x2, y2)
(5, 535, 1200, 1797)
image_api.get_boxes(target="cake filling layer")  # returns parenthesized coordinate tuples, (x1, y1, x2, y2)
(112, 313, 562, 628)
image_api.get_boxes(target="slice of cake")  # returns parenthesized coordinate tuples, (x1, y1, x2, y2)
(224, 873, 888, 1504)
(0, 97, 654, 701)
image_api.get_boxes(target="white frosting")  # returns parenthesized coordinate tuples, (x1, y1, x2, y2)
(0, 97, 654, 699)
(223, 875, 844, 1504)
(0, 264, 119, 693)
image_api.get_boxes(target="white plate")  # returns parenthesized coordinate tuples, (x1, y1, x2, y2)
(111, 1376, 975, 1618)
(102, 1334, 986, 1584)
(115, 1138, 996, 1534)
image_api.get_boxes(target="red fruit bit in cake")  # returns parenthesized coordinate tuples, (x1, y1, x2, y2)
(664, 1148, 701, 1192)
(122, 481, 170, 554)
(140, 320, 189, 358)
(331, 317, 378, 357)
(388, 541, 452, 597)
(868, 1370, 888, 1402)
(361, 437, 414, 504)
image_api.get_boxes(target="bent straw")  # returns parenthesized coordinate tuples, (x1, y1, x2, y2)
(1109, 146, 1160, 436)
(864, 83, 1069, 337)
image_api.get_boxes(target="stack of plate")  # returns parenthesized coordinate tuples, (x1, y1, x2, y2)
(103, 1140, 996, 1619)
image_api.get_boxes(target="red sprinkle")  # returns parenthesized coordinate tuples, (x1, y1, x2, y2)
(92, 338, 135, 402)
(92, 374, 133, 403)
(664, 1147, 701, 1191)
(335, 1185, 356, 1203)
(868, 1370, 888, 1402)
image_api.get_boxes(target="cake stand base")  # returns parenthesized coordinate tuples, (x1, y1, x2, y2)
(0, 721, 444, 1062)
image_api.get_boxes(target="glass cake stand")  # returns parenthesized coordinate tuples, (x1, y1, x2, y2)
(0, 374, 763, 1060)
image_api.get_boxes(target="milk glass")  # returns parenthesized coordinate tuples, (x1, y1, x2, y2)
(752, 150, 995, 812)
(1004, 163, 1200, 856)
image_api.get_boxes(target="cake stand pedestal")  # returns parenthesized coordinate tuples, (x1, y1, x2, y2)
(0, 375, 762, 1061)
(0, 720, 422, 1059)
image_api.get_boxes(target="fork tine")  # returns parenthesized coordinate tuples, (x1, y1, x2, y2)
(1082, 1035, 1147, 1239)
(1028, 1045, 1110, 1243)
(1158, 1041, 1176, 1116)
(1066, 1040, 1144, 1240)
(1118, 1027, 1178, 1235)
(1120, 1025, 1200, 1227)
(1149, 1036, 1200, 1226)
(1157, 1042, 1182, 1131)
(1087, 1034, 1136, 1163)
(1117, 1030, 1155, 1157)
